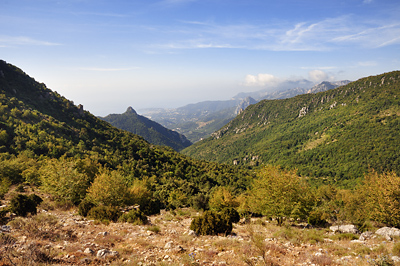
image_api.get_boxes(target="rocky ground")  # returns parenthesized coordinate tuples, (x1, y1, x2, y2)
(1, 205, 400, 266)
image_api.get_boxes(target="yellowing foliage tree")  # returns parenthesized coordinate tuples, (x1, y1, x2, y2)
(248, 166, 313, 226)
(362, 170, 400, 227)
(208, 186, 239, 212)
(39, 158, 92, 205)
(86, 169, 131, 206)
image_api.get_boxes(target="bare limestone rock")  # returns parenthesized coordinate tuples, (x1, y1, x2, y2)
(329, 224, 359, 234)
(375, 227, 400, 240)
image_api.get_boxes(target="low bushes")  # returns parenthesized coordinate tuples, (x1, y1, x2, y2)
(9, 193, 43, 217)
(87, 205, 121, 223)
(118, 209, 148, 225)
(190, 208, 240, 236)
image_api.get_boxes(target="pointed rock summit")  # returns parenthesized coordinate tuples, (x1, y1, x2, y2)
(125, 106, 137, 115)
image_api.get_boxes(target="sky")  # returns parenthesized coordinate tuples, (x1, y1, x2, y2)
(1, 0, 400, 116)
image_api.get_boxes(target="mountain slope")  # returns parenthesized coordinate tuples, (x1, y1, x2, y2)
(0, 60, 253, 201)
(182, 71, 400, 185)
(101, 107, 191, 151)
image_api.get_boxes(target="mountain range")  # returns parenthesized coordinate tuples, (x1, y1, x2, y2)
(140, 80, 350, 142)
(182, 71, 400, 186)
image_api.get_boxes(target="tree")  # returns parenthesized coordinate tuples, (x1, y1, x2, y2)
(39, 158, 92, 205)
(86, 169, 130, 207)
(361, 170, 400, 227)
(208, 186, 238, 212)
(248, 166, 313, 226)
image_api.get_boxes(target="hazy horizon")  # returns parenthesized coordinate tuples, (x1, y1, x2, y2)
(1, 0, 399, 116)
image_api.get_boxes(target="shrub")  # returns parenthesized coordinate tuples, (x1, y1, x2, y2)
(147, 225, 160, 234)
(87, 205, 121, 222)
(191, 193, 209, 211)
(140, 198, 162, 216)
(220, 207, 240, 224)
(78, 199, 95, 217)
(0, 178, 11, 200)
(118, 209, 148, 225)
(308, 209, 329, 227)
(190, 210, 232, 236)
(0, 207, 8, 224)
(15, 184, 25, 192)
(28, 194, 43, 205)
(9, 193, 42, 217)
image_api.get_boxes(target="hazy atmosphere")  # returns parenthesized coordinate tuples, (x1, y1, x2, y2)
(1, 0, 399, 116)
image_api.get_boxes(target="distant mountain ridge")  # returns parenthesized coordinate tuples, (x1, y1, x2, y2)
(182, 71, 400, 185)
(140, 80, 350, 142)
(100, 107, 191, 151)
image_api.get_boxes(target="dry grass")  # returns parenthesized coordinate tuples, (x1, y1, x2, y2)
(1, 191, 400, 265)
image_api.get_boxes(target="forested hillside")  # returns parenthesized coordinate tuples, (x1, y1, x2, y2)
(0, 60, 253, 210)
(182, 71, 400, 186)
(101, 107, 191, 151)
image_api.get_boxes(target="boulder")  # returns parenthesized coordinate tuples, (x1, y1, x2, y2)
(329, 224, 359, 234)
(375, 227, 400, 240)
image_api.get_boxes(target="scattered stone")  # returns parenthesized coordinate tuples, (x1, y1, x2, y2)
(392, 256, 400, 263)
(84, 248, 94, 255)
(98, 231, 108, 236)
(173, 245, 185, 253)
(97, 249, 118, 258)
(187, 230, 197, 236)
(359, 231, 374, 241)
(330, 224, 359, 234)
(164, 241, 173, 249)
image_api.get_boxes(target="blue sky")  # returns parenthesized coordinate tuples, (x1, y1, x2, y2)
(1, 0, 399, 116)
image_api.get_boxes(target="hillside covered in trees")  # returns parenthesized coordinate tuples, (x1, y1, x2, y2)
(0, 59, 253, 210)
(182, 71, 400, 187)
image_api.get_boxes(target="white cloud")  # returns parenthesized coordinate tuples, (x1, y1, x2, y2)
(308, 70, 334, 83)
(150, 12, 400, 52)
(332, 23, 400, 48)
(0, 36, 61, 46)
(244, 73, 280, 87)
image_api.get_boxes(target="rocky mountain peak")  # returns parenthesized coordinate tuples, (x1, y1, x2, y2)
(125, 106, 137, 115)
